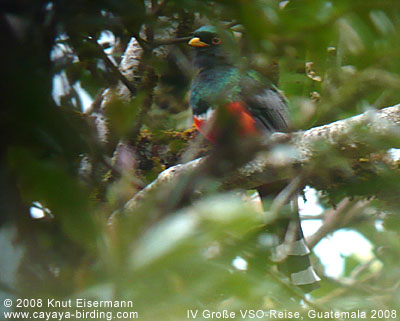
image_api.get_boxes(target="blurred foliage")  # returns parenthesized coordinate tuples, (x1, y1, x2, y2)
(1, 0, 400, 320)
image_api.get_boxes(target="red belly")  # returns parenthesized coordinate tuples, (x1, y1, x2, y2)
(193, 102, 258, 142)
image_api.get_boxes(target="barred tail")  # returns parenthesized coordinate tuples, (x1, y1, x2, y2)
(271, 217, 320, 292)
(258, 186, 320, 292)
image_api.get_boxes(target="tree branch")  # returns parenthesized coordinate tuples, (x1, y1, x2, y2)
(306, 198, 369, 249)
(117, 104, 400, 215)
(151, 0, 168, 16)
(87, 37, 137, 96)
(152, 36, 192, 47)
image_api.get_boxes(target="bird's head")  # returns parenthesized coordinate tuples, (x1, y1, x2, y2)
(188, 26, 232, 69)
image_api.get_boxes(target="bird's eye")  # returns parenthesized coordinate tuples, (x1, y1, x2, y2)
(211, 37, 221, 45)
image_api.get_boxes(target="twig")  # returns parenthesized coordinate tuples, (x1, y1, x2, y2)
(315, 275, 375, 305)
(301, 214, 325, 220)
(268, 175, 303, 222)
(306, 199, 369, 249)
(152, 36, 192, 47)
(224, 20, 240, 29)
(151, 0, 168, 16)
(85, 88, 106, 114)
(87, 37, 137, 96)
(349, 257, 376, 280)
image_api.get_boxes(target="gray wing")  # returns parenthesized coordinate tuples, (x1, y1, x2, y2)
(240, 74, 289, 133)
(246, 88, 290, 133)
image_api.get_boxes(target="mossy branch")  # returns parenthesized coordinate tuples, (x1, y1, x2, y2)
(115, 104, 400, 217)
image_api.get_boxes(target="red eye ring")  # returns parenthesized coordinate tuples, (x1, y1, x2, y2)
(211, 37, 221, 45)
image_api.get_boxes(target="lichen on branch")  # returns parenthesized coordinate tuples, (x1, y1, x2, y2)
(118, 104, 400, 216)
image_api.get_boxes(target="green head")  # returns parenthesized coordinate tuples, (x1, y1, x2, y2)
(188, 26, 233, 69)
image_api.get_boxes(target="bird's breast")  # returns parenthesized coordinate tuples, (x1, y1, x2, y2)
(193, 102, 259, 143)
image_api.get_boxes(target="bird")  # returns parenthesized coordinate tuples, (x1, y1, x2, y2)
(188, 25, 320, 292)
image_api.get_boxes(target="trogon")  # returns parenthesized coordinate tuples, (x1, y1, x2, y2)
(188, 26, 320, 292)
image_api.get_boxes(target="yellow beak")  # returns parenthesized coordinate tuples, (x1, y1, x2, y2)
(188, 37, 210, 47)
